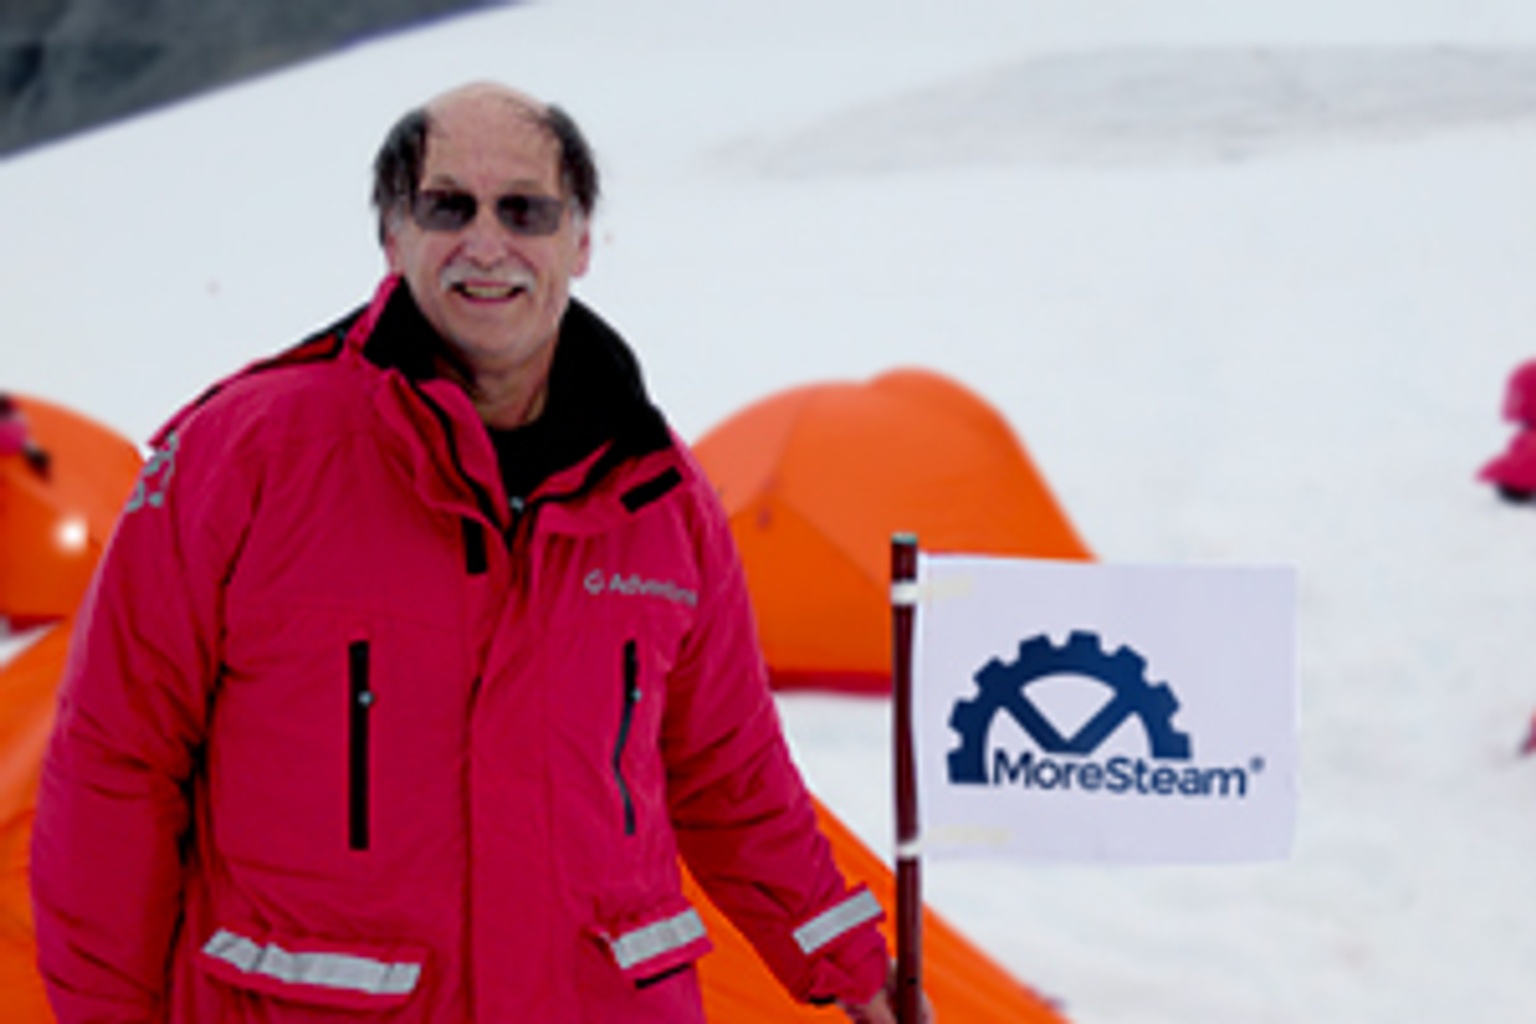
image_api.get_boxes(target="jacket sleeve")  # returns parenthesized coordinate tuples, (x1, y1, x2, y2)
(661, 478, 890, 1008)
(30, 410, 256, 1021)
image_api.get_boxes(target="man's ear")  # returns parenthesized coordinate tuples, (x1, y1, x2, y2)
(383, 226, 403, 273)
(572, 216, 593, 278)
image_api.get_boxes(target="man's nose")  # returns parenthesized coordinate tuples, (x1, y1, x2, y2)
(461, 203, 513, 257)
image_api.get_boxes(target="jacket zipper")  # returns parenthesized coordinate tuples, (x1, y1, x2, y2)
(408, 380, 502, 528)
(613, 640, 640, 837)
(348, 640, 374, 851)
(507, 495, 527, 546)
(499, 440, 645, 553)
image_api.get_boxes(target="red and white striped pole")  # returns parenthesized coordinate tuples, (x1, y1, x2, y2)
(890, 533, 923, 1024)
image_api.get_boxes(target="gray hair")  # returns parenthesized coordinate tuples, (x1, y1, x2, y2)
(370, 100, 600, 244)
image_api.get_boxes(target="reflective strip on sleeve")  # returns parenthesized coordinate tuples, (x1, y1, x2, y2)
(607, 908, 708, 971)
(202, 929, 422, 997)
(793, 889, 884, 955)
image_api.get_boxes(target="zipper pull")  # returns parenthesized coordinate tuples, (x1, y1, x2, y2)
(625, 640, 641, 703)
(504, 495, 527, 548)
(615, 641, 641, 837)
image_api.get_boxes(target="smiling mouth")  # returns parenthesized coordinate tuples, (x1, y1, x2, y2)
(454, 281, 528, 301)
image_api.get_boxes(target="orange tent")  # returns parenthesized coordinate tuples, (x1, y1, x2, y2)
(0, 394, 142, 630)
(694, 368, 1092, 692)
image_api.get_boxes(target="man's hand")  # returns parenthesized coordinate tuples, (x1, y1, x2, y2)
(841, 977, 933, 1024)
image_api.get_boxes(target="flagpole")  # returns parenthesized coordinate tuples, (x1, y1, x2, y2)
(890, 533, 922, 1024)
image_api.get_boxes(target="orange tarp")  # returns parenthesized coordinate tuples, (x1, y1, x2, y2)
(695, 368, 1092, 692)
(0, 624, 70, 1022)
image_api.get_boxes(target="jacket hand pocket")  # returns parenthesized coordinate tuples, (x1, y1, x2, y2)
(196, 922, 427, 1011)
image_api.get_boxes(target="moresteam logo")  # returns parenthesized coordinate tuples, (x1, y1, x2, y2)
(947, 631, 1256, 799)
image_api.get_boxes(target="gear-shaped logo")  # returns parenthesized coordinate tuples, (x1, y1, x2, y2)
(948, 630, 1191, 784)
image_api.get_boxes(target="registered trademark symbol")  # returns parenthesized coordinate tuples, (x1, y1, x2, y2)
(1250, 756, 1266, 773)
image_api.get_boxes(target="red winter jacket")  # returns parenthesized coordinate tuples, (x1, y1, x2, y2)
(32, 278, 887, 1022)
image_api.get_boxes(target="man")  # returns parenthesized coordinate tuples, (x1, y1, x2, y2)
(32, 82, 907, 1022)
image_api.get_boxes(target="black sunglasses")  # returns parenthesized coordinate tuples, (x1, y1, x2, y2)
(410, 189, 567, 237)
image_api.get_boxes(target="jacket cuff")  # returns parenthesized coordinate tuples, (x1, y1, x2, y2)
(793, 887, 889, 1006)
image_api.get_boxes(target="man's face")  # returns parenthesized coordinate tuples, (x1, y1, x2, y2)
(385, 92, 590, 380)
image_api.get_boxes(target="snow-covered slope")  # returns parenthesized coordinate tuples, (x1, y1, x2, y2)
(6, 2, 1536, 1021)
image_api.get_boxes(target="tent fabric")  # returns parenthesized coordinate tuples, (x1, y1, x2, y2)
(0, 395, 142, 629)
(689, 797, 1068, 1022)
(694, 368, 1092, 692)
(0, 623, 70, 1023)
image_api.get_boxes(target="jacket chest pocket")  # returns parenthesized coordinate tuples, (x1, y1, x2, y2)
(538, 611, 687, 860)
(602, 633, 677, 843)
(348, 640, 374, 851)
(211, 608, 471, 875)
(612, 640, 642, 837)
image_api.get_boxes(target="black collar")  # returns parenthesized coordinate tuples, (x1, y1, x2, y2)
(363, 283, 672, 494)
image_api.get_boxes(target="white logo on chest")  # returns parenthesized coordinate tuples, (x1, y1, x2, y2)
(584, 569, 698, 607)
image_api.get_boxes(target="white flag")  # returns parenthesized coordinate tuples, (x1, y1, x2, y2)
(913, 554, 1297, 863)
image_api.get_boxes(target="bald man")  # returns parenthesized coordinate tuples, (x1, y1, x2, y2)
(32, 82, 909, 1022)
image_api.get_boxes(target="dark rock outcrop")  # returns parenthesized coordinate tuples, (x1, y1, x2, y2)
(0, 0, 496, 157)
